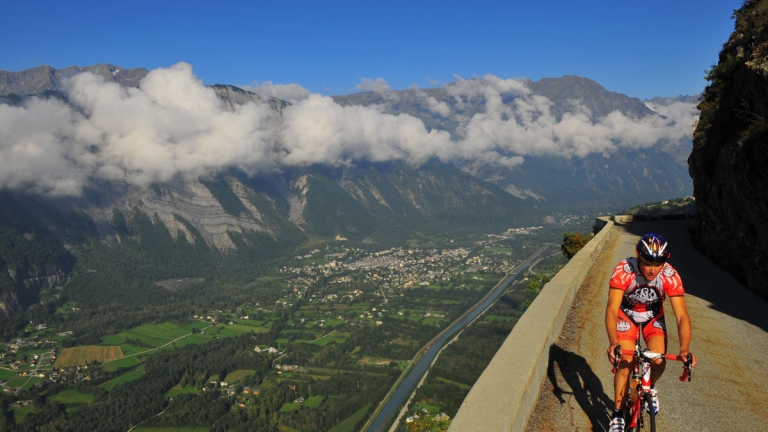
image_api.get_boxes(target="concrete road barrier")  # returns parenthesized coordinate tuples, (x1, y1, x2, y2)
(449, 218, 614, 432)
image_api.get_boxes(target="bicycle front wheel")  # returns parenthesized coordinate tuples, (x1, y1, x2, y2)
(638, 392, 656, 432)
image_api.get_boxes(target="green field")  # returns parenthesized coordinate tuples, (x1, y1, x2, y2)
(102, 356, 140, 372)
(22, 377, 42, 391)
(280, 402, 300, 412)
(313, 337, 346, 346)
(13, 404, 36, 424)
(50, 389, 94, 404)
(208, 323, 264, 337)
(304, 395, 323, 408)
(135, 428, 209, 432)
(119, 344, 152, 355)
(436, 376, 471, 390)
(169, 333, 214, 348)
(224, 369, 254, 383)
(305, 374, 332, 380)
(484, 246, 514, 253)
(414, 401, 440, 414)
(7, 376, 41, 391)
(328, 404, 371, 432)
(6, 377, 29, 388)
(102, 322, 210, 348)
(423, 317, 445, 325)
(165, 384, 201, 398)
(100, 365, 145, 391)
(0, 369, 18, 380)
(483, 315, 514, 323)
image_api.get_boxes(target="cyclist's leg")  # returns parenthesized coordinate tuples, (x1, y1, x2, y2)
(644, 312, 668, 385)
(614, 309, 638, 409)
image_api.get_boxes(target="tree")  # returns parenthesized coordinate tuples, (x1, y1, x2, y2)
(561, 231, 594, 259)
(524, 273, 551, 309)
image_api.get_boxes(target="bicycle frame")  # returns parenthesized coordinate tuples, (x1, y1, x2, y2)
(627, 347, 663, 429)
(612, 324, 692, 430)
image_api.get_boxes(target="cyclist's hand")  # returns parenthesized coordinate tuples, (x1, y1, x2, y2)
(607, 344, 621, 364)
(679, 350, 697, 368)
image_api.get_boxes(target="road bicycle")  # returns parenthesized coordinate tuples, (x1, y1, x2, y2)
(611, 326, 692, 432)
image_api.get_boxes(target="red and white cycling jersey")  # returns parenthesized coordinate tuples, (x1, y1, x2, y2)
(609, 257, 684, 323)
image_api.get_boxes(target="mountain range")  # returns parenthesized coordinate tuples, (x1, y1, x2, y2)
(0, 64, 698, 317)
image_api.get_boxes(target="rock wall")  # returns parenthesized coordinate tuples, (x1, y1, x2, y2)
(689, 0, 768, 297)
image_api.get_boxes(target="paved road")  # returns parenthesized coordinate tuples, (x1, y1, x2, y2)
(526, 220, 768, 431)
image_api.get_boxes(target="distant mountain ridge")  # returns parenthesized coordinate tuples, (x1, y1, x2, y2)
(646, 94, 701, 105)
(0, 64, 148, 95)
(333, 75, 694, 208)
(528, 75, 654, 119)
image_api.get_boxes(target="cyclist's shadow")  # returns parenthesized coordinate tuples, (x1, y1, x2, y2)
(547, 344, 614, 431)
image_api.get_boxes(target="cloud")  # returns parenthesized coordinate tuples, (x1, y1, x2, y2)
(448, 75, 697, 161)
(1, 63, 278, 196)
(280, 94, 455, 166)
(356, 77, 392, 94)
(644, 100, 699, 135)
(242, 81, 311, 103)
(0, 64, 699, 197)
(407, 88, 451, 117)
(0, 98, 88, 196)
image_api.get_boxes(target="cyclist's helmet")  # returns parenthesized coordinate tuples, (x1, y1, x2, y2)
(636, 233, 670, 263)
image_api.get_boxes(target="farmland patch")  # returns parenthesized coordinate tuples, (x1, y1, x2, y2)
(55, 346, 123, 367)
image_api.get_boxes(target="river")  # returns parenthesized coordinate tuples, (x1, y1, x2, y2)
(366, 244, 552, 432)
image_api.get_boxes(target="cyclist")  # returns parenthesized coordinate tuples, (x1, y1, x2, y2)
(605, 232, 697, 431)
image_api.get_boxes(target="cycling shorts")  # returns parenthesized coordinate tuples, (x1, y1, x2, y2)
(616, 308, 666, 343)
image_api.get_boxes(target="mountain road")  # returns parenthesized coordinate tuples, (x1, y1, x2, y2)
(525, 220, 768, 431)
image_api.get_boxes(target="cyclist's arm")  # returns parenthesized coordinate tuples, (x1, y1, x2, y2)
(669, 295, 697, 367)
(605, 287, 624, 362)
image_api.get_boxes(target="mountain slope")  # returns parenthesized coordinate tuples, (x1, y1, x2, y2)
(0, 159, 543, 317)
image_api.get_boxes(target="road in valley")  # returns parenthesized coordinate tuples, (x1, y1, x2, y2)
(526, 220, 768, 431)
(365, 244, 553, 432)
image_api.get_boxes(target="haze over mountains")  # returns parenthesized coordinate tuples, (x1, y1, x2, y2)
(0, 63, 698, 315)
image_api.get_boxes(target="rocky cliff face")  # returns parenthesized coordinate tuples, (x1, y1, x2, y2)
(78, 176, 274, 252)
(689, 0, 768, 297)
(212, 84, 289, 115)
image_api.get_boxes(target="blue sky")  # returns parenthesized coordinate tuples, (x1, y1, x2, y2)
(1, 0, 744, 100)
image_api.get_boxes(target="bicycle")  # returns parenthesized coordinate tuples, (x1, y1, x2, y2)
(611, 326, 693, 432)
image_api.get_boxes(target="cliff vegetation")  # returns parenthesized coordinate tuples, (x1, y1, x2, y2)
(690, 0, 768, 297)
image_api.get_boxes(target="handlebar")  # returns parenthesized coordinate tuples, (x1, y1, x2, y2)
(611, 348, 692, 381)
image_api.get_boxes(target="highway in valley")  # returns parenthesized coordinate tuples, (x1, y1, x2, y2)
(365, 244, 553, 432)
(526, 220, 768, 431)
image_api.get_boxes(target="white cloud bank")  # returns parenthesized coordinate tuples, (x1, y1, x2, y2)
(0, 63, 698, 196)
(242, 80, 311, 103)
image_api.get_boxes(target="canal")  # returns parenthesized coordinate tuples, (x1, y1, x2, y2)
(366, 244, 552, 432)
